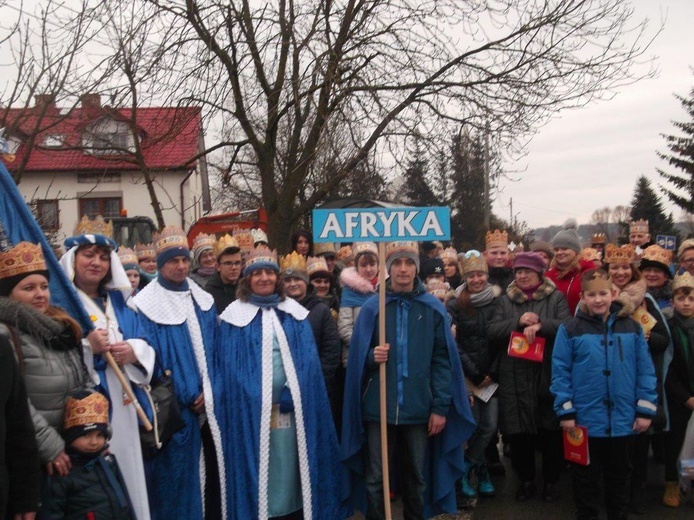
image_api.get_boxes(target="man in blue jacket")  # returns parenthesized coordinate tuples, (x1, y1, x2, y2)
(341, 241, 475, 519)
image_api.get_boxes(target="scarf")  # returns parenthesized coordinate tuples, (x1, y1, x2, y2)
(247, 293, 282, 308)
(522, 282, 542, 300)
(157, 275, 189, 292)
(468, 283, 495, 308)
(195, 266, 217, 277)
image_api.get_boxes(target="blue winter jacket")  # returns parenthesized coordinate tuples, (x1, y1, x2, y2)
(551, 305, 657, 438)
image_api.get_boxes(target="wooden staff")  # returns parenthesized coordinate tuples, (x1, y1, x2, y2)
(377, 242, 391, 520)
(104, 351, 153, 431)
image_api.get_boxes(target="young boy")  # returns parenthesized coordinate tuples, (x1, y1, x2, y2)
(663, 271, 694, 507)
(48, 390, 134, 519)
(551, 268, 657, 520)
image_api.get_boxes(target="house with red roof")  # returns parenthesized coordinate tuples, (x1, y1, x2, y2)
(1, 93, 211, 244)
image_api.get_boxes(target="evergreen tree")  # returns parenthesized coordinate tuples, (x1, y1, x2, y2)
(449, 130, 486, 250)
(401, 136, 438, 207)
(657, 81, 694, 213)
(629, 175, 679, 240)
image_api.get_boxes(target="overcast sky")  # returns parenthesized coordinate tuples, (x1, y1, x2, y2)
(500, 0, 694, 230)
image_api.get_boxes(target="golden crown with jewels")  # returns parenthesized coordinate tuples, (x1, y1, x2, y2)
(579, 247, 602, 263)
(117, 247, 138, 267)
(485, 229, 508, 249)
(641, 244, 672, 267)
(153, 226, 188, 256)
(134, 243, 156, 260)
(307, 256, 330, 277)
(672, 271, 694, 292)
(232, 229, 254, 251)
(63, 391, 109, 431)
(192, 233, 215, 255)
(243, 246, 278, 272)
(439, 247, 458, 264)
(214, 234, 240, 258)
(0, 242, 46, 280)
(280, 251, 307, 274)
(630, 219, 649, 234)
(460, 250, 488, 277)
(313, 242, 337, 257)
(73, 215, 113, 238)
(591, 233, 606, 244)
(335, 245, 354, 264)
(603, 243, 636, 265)
(352, 241, 378, 259)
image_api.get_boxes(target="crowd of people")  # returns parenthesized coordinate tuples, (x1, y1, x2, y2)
(1, 214, 693, 520)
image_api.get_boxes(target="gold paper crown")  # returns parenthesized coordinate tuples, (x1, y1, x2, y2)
(117, 247, 138, 267)
(425, 279, 450, 299)
(460, 250, 488, 277)
(485, 229, 508, 249)
(353, 241, 378, 259)
(313, 242, 337, 257)
(603, 243, 636, 265)
(439, 247, 458, 264)
(63, 392, 109, 431)
(153, 226, 189, 256)
(641, 244, 672, 267)
(581, 269, 613, 292)
(591, 233, 606, 244)
(232, 229, 254, 250)
(579, 247, 602, 263)
(243, 246, 278, 272)
(214, 234, 240, 258)
(335, 245, 354, 264)
(192, 233, 215, 256)
(74, 215, 113, 239)
(134, 243, 156, 259)
(672, 271, 694, 292)
(280, 251, 307, 274)
(630, 219, 649, 234)
(385, 241, 418, 260)
(0, 242, 46, 280)
(307, 256, 330, 277)
(250, 228, 268, 245)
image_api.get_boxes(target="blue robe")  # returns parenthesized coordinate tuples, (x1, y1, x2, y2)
(341, 291, 476, 517)
(216, 299, 344, 519)
(136, 290, 218, 520)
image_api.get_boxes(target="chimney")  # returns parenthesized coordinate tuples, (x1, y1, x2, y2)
(34, 94, 57, 111)
(80, 94, 101, 109)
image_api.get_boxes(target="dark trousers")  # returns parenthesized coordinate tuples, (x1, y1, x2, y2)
(571, 436, 631, 520)
(200, 421, 221, 520)
(507, 429, 563, 483)
(629, 432, 649, 492)
(365, 422, 428, 520)
(664, 411, 693, 481)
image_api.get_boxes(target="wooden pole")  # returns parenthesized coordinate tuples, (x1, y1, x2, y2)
(377, 242, 391, 520)
(104, 351, 153, 431)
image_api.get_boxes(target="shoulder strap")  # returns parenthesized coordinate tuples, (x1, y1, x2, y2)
(1, 321, 24, 374)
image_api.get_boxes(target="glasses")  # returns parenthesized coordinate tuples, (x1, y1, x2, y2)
(681, 258, 694, 265)
(220, 261, 242, 267)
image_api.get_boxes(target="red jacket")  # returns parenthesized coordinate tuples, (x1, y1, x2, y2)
(545, 259, 597, 315)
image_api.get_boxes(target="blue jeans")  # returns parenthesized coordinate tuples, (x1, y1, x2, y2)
(365, 421, 428, 520)
(466, 396, 498, 465)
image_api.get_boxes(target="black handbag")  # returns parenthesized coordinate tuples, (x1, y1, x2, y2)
(140, 365, 185, 451)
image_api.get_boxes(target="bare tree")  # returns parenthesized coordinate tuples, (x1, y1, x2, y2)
(590, 206, 612, 241)
(612, 204, 631, 242)
(132, 0, 658, 248)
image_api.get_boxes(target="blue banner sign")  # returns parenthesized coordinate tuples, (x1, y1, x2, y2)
(312, 207, 450, 243)
(656, 234, 677, 251)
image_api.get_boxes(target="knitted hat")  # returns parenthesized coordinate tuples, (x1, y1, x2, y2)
(191, 233, 215, 263)
(280, 251, 308, 283)
(513, 252, 546, 275)
(551, 219, 581, 253)
(154, 226, 190, 269)
(421, 258, 445, 280)
(421, 241, 437, 253)
(530, 240, 554, 261)
(117, 247, 139, 271)
(460, 250, 488, 277)
(63, 390, 110, 445)
(243, 246, 279, 276)
(385, 241, 419, 273)
(64, 215, 117, 251)
(640, 245, 673, 278)
(0, 242, 50, 296)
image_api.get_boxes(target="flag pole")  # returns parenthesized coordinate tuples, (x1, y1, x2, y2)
(378, 241, 391, 519)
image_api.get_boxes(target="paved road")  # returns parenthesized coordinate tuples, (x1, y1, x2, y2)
(352, 449, 694, 519)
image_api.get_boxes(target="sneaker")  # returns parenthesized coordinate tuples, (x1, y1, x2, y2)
(515, 481, 535, 502)
(476, 464, 496, 497)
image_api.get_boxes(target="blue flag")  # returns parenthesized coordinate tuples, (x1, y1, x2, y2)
(0, 161, 93, 331)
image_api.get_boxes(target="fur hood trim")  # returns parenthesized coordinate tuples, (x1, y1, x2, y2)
(339, 266, 376, 295)
(0, 297, 64, 340)
(614, 278, 647, 317)
(506, 277, 557, 304)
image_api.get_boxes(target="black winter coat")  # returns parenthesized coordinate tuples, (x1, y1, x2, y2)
(299, 294, 341, 400)
(665, 313, 694, 428)
(205, 271, 238, 314)
(487, 278, 571, 435)
(446, 294, 498, 386)
(0, 336, 40, 518)
(48, 451, 133, 520)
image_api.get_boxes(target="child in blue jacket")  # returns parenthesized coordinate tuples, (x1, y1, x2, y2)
(551, 268, 657, 520)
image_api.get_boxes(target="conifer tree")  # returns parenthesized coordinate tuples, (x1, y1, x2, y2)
(630, 175, 679, 240)
(401, 136, 439, 207)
